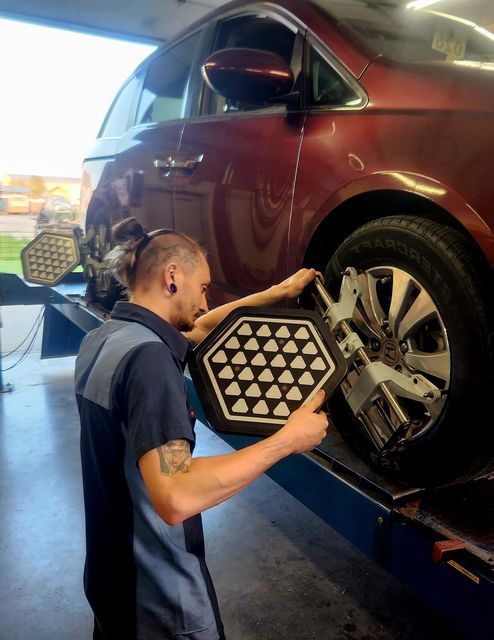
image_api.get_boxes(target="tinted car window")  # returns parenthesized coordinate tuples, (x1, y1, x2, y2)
(309, 46, 361, 106)
(206, 15, 298, 114)
(136, 32, 200, 124)
(100, 74, 140, 138)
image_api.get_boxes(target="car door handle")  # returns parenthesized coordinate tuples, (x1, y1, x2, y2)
(154, 154, 203, 176)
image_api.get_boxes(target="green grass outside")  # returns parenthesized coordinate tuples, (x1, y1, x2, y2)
(0, 234, 82, 275)
(0, 236, 28, 274)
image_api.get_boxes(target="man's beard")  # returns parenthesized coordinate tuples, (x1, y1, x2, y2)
(172, 300, 199, 332)
(176, 317, 195, 332)
(172, 307, 195, 332)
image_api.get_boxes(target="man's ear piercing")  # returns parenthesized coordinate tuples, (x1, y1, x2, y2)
(169, 283, 178, 294)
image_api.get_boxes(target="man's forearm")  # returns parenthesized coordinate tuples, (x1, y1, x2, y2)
(141, 389, 327, 525)
(152, 432, 294, 524)
(202, 285, 285, 325)
(184, 268, 318, 343)
(184, 284, 285, 344)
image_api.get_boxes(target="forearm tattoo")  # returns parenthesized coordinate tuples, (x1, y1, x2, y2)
(157, 439, 191, 476)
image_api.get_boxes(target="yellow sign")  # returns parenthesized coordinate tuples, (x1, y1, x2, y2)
(447, 560, 480, 584)
(432, 26, 467, 61)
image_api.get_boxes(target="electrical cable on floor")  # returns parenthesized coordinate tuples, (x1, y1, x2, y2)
(2, 305, 45, 357)
(1, 307, 46, 372)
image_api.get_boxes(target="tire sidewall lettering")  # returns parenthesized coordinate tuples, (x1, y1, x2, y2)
(349, 238, 452, 304)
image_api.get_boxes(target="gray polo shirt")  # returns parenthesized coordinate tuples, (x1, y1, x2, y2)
(75, 302, 223, 640)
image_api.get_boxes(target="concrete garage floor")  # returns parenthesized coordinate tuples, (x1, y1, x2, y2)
(0, 306, 466, 640)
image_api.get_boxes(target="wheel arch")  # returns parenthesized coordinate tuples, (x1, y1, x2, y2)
(84, 195, 112, 233)
(302, 189, 494, 275)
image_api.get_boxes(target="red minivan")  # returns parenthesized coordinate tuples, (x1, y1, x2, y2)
(80, 0, 494, 484)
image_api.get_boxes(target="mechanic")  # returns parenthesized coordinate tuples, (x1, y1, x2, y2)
(75, 216, 329, 640)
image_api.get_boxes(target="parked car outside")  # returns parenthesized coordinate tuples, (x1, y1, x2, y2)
(35, 198, 77, 235)
(2, 194, 30, 214)
(79, 0, 494, 485)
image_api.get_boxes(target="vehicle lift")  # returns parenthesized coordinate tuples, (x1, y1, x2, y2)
(1, 261, 493, 640)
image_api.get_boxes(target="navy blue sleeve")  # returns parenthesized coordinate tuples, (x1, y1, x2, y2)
(120, 342, 195, 464)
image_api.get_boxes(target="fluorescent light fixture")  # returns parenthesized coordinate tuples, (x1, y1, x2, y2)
(474, 25, 494, 43)
(407, 0, 444, 9)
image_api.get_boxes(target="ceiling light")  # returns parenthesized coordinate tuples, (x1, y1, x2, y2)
(407, 0, 444, 10)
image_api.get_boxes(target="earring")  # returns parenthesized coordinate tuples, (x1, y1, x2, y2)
(169, 283, 178, 294)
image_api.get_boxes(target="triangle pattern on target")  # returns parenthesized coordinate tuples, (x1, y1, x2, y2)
(251, 353, 266, 366)
(295, 327, 310, 340)
(245, 338, 260, 351)
(232, 399, 249, 413)
(253, 400, 269, 415)
(271, 354, 286, 368)
(286, 387, 302, 401)
(302, 342, 318, 355)
(299, 371, 314, 386)
(279, 370, 294, 384)
(225, 382, 241, 396)
(218, 366, 234, 379)
(266, 385, 282, 399)
(225, 337, 240, 350)
(264, 339, 278, 352)
(212, 350, 227, 364)
(273, 402, 289, 417)
(232, 352, 247, 365)
(282, 340, 297, 353)
(238, 368, 254, 381)
(275, 326, 290, 339)
(256, 324, 271, 337)
(259, 369, 274, 383)
(238, 323, 252, 336)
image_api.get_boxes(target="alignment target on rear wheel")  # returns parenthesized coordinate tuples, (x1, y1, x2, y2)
(325, 215, 494, 485)
(85, 215, 124, 310)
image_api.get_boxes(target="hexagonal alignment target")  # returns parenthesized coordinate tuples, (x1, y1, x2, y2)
(21, 231, 80, 286)
(189, 307, 347, 436)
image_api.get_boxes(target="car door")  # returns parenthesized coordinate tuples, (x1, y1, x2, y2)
(174, 12, 306, 307)
(287, 35, 368, 276)
(113, 30, 202, 232)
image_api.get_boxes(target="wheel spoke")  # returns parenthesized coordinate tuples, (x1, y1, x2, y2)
(347, 265, 450, 444)
(404, 349, 450, 383)
(397, 289, 436, 341)
(388, 270, 414, 337)
(425, 398, 446, 422)
(358, 273, 386, 337)
(353, 304, 382, 340)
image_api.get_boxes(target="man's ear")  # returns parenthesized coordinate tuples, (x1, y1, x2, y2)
(163, 262, 179, 289)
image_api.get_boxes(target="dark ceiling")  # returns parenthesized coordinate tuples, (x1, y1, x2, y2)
(0, 0, 227, 43)
(0, 0, 493, 44)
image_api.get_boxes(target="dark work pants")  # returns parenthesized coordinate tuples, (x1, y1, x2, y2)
(93, 618, 227, 640)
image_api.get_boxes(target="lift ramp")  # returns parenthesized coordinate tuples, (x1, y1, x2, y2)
(186, 379, 494, 640)
(0, 273, 105, 359)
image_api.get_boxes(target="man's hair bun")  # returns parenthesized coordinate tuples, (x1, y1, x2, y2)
(112, 217, 145, 244)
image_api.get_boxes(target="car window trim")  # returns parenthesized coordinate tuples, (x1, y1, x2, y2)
(304, 34, 368, 112)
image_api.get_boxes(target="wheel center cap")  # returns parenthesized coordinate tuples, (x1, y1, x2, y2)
(382, 340, 400, 366)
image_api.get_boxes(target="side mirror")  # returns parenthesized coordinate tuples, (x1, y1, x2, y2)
(201, 48, 294, 104)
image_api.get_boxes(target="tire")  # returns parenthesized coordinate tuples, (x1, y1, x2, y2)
(324, 215, 494, 486)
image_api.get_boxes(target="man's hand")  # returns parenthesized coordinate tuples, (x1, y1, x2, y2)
(279, 389, 329, 454)
(272, 268, 319, 300)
